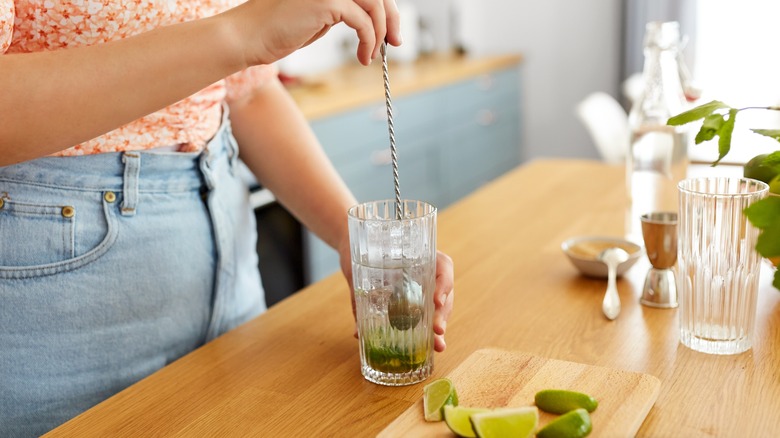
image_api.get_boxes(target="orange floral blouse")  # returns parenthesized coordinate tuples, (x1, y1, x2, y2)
(0, 0, 277, 155)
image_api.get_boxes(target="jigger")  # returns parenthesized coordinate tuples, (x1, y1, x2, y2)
(640, 212, 678, 308)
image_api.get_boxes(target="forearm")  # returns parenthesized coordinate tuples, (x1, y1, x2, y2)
(0, 0, 401, 166)
(229, 77, 356, 250)
(0, 15, 245, 165)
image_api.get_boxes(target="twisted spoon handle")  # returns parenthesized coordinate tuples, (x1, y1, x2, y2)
(381, 42, 402, 220)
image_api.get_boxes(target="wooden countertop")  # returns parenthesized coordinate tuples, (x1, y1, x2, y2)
(46, 160, 780, 437)
(285, 53, 523, 120)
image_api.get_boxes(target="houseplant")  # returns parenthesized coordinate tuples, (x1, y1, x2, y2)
(667, 100, 780, 289)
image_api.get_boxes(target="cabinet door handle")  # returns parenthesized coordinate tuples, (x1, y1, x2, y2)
(477, 109, 498, 126)
(370, 148, 393, 166)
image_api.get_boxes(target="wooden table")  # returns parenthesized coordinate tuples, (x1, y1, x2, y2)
(47, 160, 780, 437)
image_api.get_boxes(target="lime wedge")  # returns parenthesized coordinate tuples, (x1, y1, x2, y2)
(535, 389, 598, 414)
(423, 378, 458, 422)
(536, 408, 593, 438)
(443, 405, 491, 437)
(470, 406, 538, 438)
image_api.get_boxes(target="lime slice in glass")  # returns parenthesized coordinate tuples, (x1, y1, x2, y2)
(423, 378, 458, 422)
(470, 406, 538, 438)
(443, 405, 491, 438)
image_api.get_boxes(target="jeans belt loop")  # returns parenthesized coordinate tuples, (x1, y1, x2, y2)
(121, 152, 141, 216)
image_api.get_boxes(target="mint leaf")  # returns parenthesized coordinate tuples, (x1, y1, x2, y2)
(744, 197, 780, 229)
(755, 225, 780, 258)
(667, 100, 729, 126)
(713, 109, 738, 165)
(751, 129, 780, 143)
(745, 197, 780, 258)
(694, 114, 725, 144)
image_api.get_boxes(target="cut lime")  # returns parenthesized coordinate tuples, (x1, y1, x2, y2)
(470, 406, 538, 438)
(443, 405, 491, 438)
(423, 378, 458, 422)
(535, 389, 598, 414)
(536, 408, 593, 438)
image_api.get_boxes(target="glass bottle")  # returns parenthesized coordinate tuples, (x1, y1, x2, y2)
(626, 21, 689, 244)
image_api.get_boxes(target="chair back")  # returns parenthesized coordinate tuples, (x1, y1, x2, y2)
(576, 92, 630, 164)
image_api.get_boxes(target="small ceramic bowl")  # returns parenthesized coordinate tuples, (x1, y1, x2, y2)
(561, 236, 643, 278)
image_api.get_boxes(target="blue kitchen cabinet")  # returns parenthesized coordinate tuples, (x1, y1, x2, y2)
(303, 66, 522, 283)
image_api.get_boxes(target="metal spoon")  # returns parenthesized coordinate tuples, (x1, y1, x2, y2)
(380, 42, 423, 330)
(388, 270, 423, 330)
(599, 247, 629, 320)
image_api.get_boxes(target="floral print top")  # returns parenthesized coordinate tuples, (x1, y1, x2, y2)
(0, 0, 277, 155)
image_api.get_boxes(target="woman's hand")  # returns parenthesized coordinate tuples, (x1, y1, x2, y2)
(431, 250, 454, 352)
(224, 0, 401, 67)
(339, 243, 455, 353)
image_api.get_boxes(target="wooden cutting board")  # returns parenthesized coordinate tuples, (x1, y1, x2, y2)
(379, 348, 661, 437)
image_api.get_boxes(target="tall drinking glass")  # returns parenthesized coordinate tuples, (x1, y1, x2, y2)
(678, 177, 768, 354)
(348, 200, 436, 385)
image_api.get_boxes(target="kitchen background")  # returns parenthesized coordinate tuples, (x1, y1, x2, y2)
(257, 0, 780, 305)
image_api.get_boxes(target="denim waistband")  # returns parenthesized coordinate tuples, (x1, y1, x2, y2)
(0, 107, 237, 194)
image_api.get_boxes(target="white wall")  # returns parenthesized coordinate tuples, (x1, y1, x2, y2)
(450, 0, 623, 161)
(280, 0, 623, 162)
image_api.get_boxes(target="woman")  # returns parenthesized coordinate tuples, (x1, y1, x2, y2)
(0, 1, 455, 435)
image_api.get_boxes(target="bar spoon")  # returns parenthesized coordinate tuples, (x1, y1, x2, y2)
(379, 41, 423, 330)
(599, 247, 629, 320)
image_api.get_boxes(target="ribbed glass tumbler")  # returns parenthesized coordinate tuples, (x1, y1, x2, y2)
(678, 177, 768, 354)
(348, 200, 437, 385)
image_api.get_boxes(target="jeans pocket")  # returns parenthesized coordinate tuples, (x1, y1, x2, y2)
(0, 199, 75, 265)
(0, 192, 118, 279)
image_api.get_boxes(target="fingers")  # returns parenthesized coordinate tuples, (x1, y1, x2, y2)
(434, 250, 454, 309)
(348, 276, 357, 340)
(338, 0, 376, 65)
(434, 334, 446, 352)
(302, 24, 333, 48)
(434, 285, 454, 335)
(337, 237, 358, 337)
(383, 0, 402, 46)
(354, 0, 386, 60)
(433, 250, 454, 348)
(337, 0, 400, 64)
(435, 285, 454, 330)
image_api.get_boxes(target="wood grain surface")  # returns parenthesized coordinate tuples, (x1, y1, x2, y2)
(379, 348, 660, 437)
(46, 160, 780, 437)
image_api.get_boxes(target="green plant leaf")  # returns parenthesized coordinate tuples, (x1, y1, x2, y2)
(755, 225, 780, 258)
(774, 270, 780, 290)
(751, 129, 780, 143)
(667, 100, 729, 126)
(694, 114, 725, 144)
(713, 109, 738, 165)
(744, 197, 780, 229)
(745, 197, 780, 259)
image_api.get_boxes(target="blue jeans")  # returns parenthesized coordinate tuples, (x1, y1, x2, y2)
(0, 112, 266, 437)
